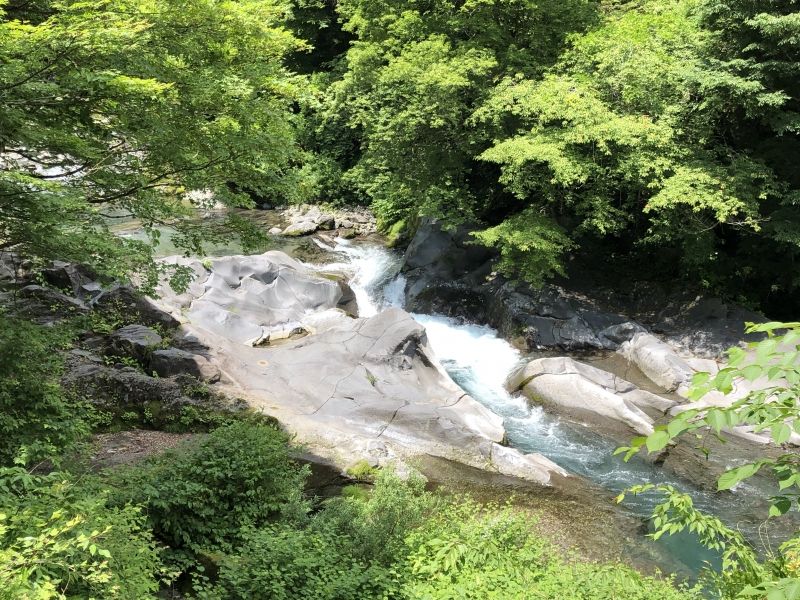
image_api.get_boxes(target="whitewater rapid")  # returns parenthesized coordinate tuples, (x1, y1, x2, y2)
(327, 238, 719, 576)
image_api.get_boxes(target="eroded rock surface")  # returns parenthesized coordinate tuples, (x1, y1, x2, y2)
(151, 252, 565, 484)
(506, 357, 676, 436)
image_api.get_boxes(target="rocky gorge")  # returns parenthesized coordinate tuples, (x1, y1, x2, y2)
(2, 205, 796, 580)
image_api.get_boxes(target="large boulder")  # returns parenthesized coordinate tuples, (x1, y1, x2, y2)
(109, 324, 162, 361)
(283, 220, 319, 237)
(150, 348, 221, 383)
(617, 333, 694, 393)
(41, 261, 99, 298)
(19, 284, 88, 315)
(506, 357, 676, 436)
(93, 284, 180, 328)
(153, 252, 350, 345)
(62, 356, 242, 429)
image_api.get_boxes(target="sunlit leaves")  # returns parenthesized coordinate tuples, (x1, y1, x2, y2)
(618, 321, 800, 597)
(0, 0, 305, 281)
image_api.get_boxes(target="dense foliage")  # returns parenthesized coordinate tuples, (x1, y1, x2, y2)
(0, 0, 306, 285)
(0, 403, 700, 599)
(0, 316, 89, 465)
(110, 421, 309, 552)
(307, 0, 800, 314)
(0, 467, 161, 599)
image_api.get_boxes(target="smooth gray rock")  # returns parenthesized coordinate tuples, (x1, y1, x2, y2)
(153, 252, 347, 345)
(506, 356, 676, 436)
(150, 348, 220, 383)
(150, 253, 562, 484)
(618, 333, 694, 392)
(283, 220, 319, 236)
(336, 218, 354, 229)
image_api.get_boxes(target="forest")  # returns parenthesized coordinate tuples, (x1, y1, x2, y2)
(2, 0, 800, 598)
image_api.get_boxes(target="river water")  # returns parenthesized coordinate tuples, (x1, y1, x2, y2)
(327, 238, 727, 579)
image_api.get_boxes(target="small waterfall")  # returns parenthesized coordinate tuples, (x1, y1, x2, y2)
(325, 239, 405, 317)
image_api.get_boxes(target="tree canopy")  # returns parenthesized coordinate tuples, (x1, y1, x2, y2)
(0, 0, 306, 284)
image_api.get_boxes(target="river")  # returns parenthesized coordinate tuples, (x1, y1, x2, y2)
(327, 238, 729, 580)
(123, 212, 769, 583)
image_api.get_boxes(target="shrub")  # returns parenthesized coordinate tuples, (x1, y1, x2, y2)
(398, 499, 700, 600)
(0, 316, 90, 466)
(205, 524, 395, 600)
(0, 468, 162, 599)
(313, 468, 437, 567)
(111, 421, 309, 552)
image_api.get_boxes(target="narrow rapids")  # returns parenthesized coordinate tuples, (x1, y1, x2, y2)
(328, 238, 720, 578)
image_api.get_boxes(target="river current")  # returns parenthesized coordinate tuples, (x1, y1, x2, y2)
(327, 238, 724, 579)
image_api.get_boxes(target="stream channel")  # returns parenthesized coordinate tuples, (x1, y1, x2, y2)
(116, 211, 780, 587)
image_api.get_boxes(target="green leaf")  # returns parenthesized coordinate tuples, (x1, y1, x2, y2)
(741, 364, 762, 381)
(772, 423, 792, 445)
(769, 497, 791, 517)
(646, 430, 670, 453)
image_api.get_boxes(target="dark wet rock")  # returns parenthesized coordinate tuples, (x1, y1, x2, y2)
(41, 261, 99, 298)
(93, 284, 180, 328)
(18, 284, 89, 314)
(401, 219, 765, 356)
(150, 348, 221, 383)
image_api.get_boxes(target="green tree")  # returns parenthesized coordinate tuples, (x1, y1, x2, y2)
(307, 0, 597, 226)
(0, 0, 307, 285)
(474, 0, 794, 291)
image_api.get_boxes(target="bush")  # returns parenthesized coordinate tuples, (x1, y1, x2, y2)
(205, 524, 395, 600)
(312, 468, 437, 567)
(110, 421, 309, 552)
(0, 317, 90, 466)
(0, 468, 162, 599)
(398, 499, 700, 600)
